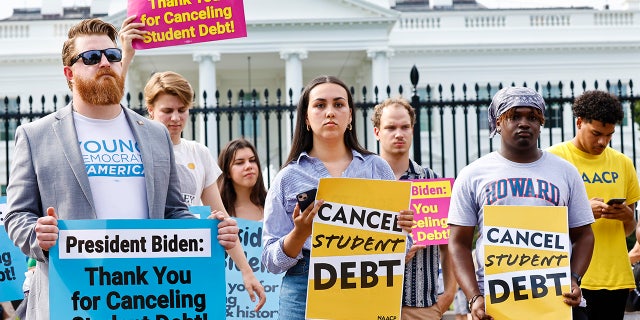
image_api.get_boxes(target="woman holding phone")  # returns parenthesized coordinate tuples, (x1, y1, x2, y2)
(260, 75, 415, 319)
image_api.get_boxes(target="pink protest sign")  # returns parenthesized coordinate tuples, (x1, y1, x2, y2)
(409, 178, 454, 245)
(128, 0, 247, 49)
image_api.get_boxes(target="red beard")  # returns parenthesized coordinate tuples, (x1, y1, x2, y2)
(75, 68, 125, 105)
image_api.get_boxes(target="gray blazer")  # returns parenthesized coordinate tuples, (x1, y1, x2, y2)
(4, 104, 193, 319)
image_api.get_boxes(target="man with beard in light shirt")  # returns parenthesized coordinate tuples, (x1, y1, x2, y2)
(3, 18, 238, 320)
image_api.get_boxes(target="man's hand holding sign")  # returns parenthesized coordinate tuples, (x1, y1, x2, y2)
(126, 0, 247, 50)
(483, 206, 578, 319)
(49, 219, 228, 320)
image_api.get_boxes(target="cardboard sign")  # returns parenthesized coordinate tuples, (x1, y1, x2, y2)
(483, 205, 572, 320)
(49, 219, 226, 320)
(128, 0, 247, 49)
(189, 206, 284, 319)
(306, 177, 411, 320)
(0, 197, 28, 301)
(225, 218, 283, 319)
(410, 178, 454, 245)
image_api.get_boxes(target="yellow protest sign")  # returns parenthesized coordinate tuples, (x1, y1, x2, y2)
(306, 177, 411, 320)
(483, 205, 572, 320)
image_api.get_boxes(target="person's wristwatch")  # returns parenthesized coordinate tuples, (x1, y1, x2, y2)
(571, 272, 582, 286)
(468, 294, 483, 312)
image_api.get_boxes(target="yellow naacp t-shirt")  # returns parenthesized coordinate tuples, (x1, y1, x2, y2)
(548, 141, 640, 290)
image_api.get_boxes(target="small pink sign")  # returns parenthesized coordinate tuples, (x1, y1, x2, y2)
(410, 178, 454, 246)
(127, 0, 247, 50)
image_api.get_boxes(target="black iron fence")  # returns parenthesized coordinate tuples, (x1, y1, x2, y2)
(1, 66, 638, 191)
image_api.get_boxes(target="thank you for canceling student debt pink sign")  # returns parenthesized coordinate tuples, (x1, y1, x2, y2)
(128, 0, 247, 49)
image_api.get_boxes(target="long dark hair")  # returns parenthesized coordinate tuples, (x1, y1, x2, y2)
(217, 138, 267, 217)
(283, 75, 372, 167)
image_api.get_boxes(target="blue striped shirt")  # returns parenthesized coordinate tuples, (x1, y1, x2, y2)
(261, 149, 395, 274)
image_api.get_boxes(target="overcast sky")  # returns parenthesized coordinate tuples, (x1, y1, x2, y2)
(0, 0, 628, 20)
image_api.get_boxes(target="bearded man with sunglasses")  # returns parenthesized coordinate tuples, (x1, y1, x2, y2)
(3, 18, 239, 320)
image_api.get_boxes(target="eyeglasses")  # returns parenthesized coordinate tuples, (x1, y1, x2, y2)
(69, 48, 122, 66)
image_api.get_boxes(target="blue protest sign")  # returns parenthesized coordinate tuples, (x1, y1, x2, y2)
(0, 196, 28, 301)
(49, 218, 225, 320)
(225, 218, 282, 319)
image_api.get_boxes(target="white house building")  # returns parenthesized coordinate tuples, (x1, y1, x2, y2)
(0, 0, 639, 182)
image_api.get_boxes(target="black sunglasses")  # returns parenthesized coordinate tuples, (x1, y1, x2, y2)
(70, 48, 122, 66)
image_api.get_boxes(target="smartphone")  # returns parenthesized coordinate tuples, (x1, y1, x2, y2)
(296, 188, 317, 211)
(607, 198, 626, 205)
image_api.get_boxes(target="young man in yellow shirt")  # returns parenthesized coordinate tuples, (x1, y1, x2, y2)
(547, 90, 640, 320)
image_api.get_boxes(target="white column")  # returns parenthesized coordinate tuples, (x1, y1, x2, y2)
(193, 52, 220, 155)
(123, 63, 142, 108)
(367, 48, 394, 102)
(366, 48, 394, 151)
(123, 70, 132, 106)
(280, 50, 308, 104)
(279, 49, 308, 152)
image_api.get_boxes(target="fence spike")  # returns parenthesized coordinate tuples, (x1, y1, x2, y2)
(410, 65, 419, 87)
(617, 80, 623, 96)
(125, 92, 131, 108)
(137, 92, 143, 109)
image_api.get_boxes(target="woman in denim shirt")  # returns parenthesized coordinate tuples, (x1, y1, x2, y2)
(261, 75, 415, 319)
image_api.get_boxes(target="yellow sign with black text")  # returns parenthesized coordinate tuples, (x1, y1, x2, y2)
(306, 178, 411, 320)
(483, 205, 572, 320)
